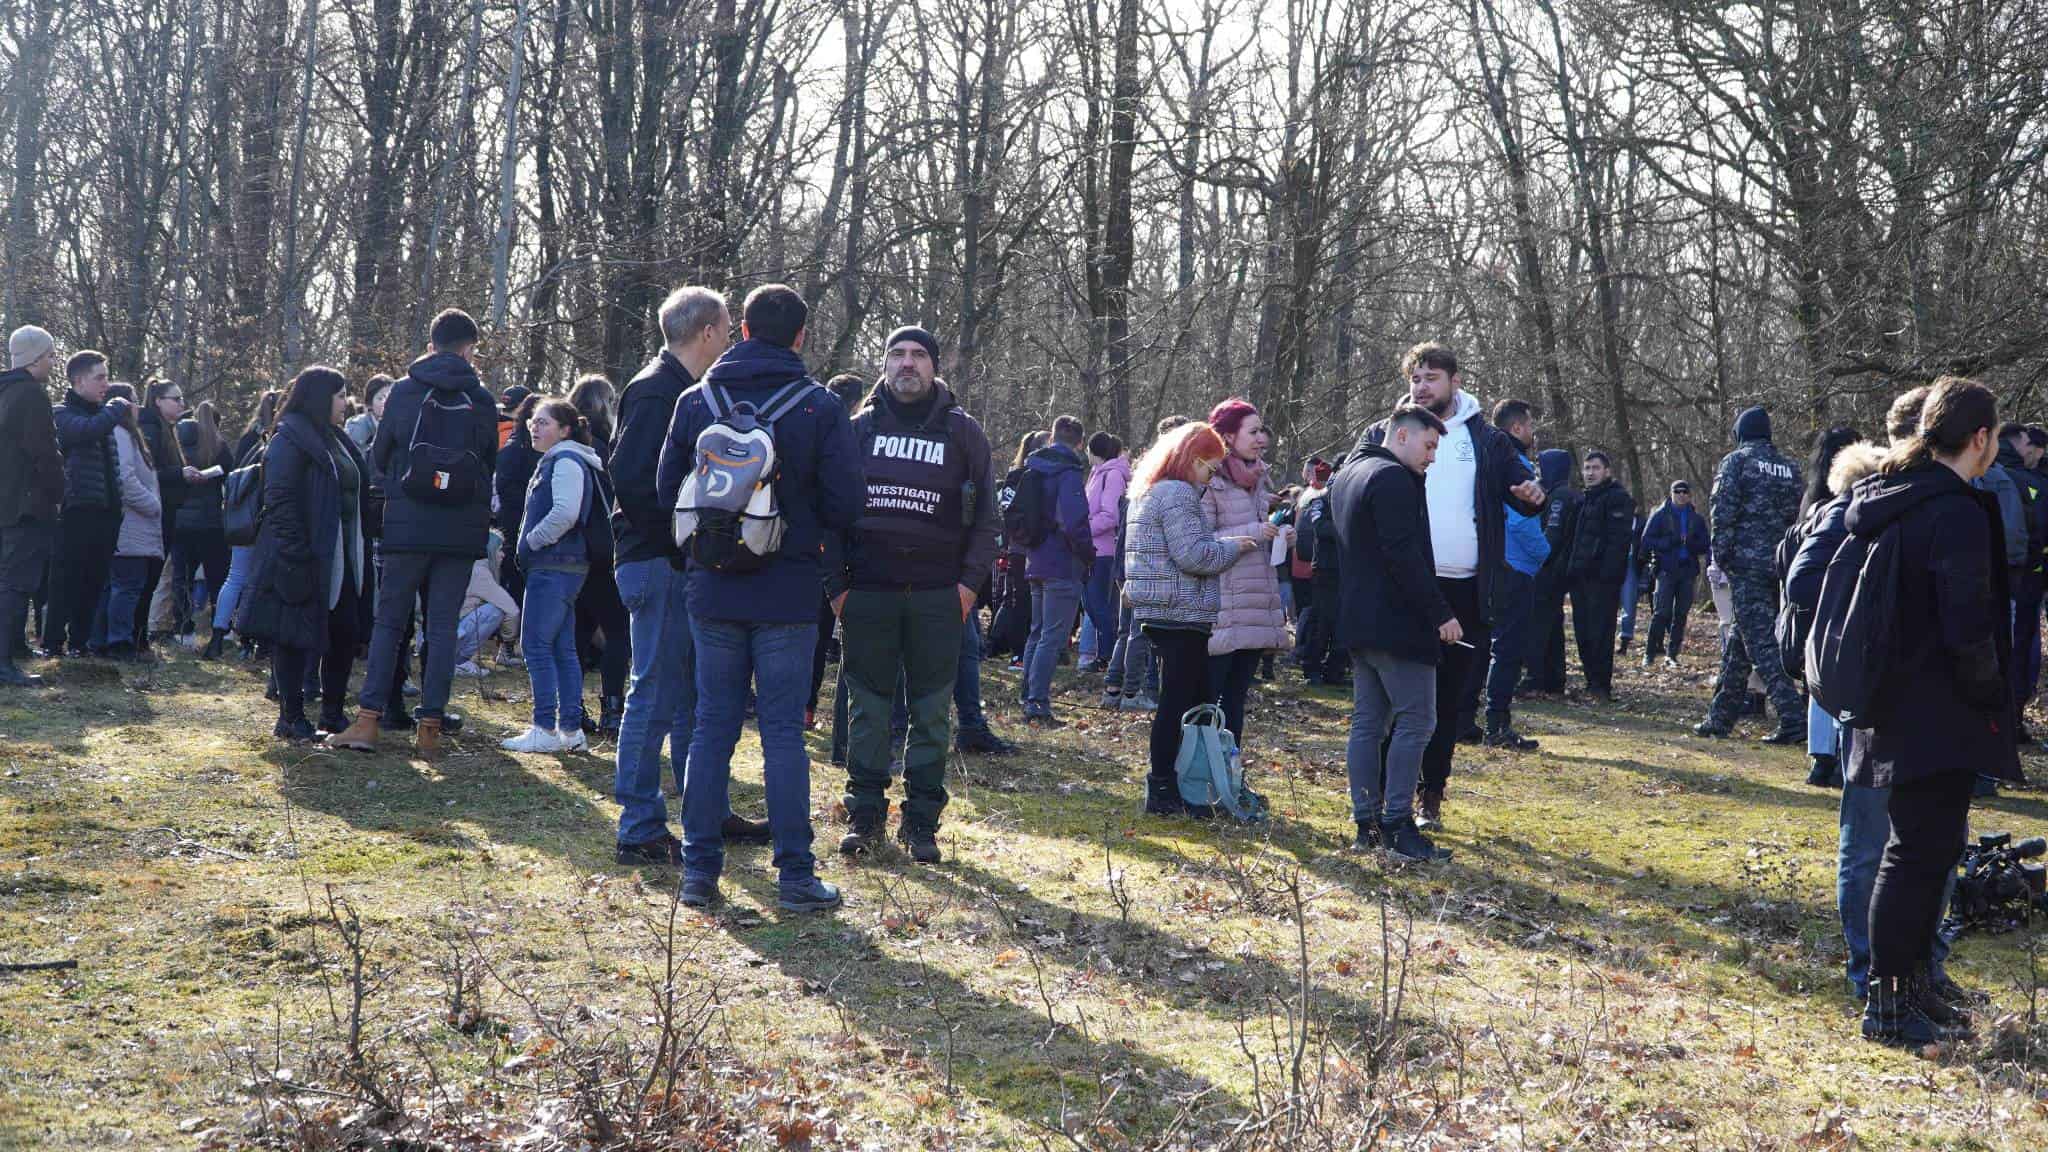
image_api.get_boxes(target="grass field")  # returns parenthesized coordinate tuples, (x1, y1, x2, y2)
(5, 621, 2048, 1150)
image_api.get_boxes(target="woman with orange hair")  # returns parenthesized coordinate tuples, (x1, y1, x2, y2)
(1121, 423, 1278, 815)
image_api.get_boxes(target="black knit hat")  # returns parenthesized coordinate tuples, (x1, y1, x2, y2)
(1670, 480, 1691, 496)
(884, 325, 940, 363)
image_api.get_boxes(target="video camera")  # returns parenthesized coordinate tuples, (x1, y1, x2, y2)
(1949, 832, 2048, 935)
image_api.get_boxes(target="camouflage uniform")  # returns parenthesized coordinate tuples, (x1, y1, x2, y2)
(1705, 429, 1804, 728)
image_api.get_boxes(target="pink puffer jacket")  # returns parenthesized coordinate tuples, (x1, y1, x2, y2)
(1201, 472, 1288, 655)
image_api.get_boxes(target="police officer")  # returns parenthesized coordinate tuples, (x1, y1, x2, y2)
(830, 326, 999, 864)
(1695, 406, 1805, 742)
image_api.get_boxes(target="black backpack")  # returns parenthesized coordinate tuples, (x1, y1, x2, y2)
(999, 464, 1050, 549)
(400, 387, 487, 507)
(1805, 522, 1903, 729)
(1773, 502, 1827, 683)
(222, 437, 268, 547)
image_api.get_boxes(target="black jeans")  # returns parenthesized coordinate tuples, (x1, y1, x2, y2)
(575, 556, 630, 703)
(1869, 769, 1973, 979)
(1646, 568, 1697, 659)
(1525, 570, 1568, 692)
(1421, 577, 1483, 793)
(1207, 648, 1261, 746)
(360, 551, 469, 719)
(173, 527, 231, 635)
(274, 576, 362, 725)
(1146, 625, 1211, 793)
(0, 518, 53, 665)
(47, 507, 120, 653)
(1300, 572, 1345, 681)
(1570, 579, 1621, 694)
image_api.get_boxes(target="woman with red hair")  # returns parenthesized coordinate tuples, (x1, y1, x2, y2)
(1200, 398, 1291, 745)
(1122, 423, 1277, 814)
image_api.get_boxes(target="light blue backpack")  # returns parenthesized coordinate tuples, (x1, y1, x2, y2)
(1175, 704, 1268, 822)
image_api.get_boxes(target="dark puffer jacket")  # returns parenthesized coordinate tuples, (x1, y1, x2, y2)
(53, 390, 123, 512)
(0, 368, 62, 527)
(371, 351, 499, 559)
(609, 351, 694, 566)
(175, 418, 230, 536)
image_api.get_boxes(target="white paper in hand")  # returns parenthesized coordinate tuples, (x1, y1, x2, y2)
(1269, 533, 1289, 567)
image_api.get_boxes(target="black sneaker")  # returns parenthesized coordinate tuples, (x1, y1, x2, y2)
(1862, 977, 1949, 1048)
(839, 810, 886, 856)
(1381, 816, 1451, 863)
(1761, 724, 1807, 746)
(721, 813, 772, 844)
(0, 664, 44, 688)
(273, 715, 317, 742)
(1484, 728, 1539, 751)
(1806, 753, 1841, 788)
(955, 726, 1016, 755)
(898, 825, 942, 864)
(1347, 819, 1382, 853)
(1693, 719, 1731, 738)
(777, 875, 842, 913)
(616, 833, 683, 868)
(679, 875, 720, 908)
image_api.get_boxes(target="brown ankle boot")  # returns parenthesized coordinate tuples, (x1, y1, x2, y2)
(416, 716, 443, 762)
(326, 709, 381, 752)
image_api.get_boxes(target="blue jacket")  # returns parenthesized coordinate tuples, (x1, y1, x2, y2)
(517, 440, 607, 572)
(1502, 449, 1550, 577)
(654, 339, 862, 623)
(609, 350, 694, 565)
(1023, 442, 1094, 582)
(1640, 500, 1708, 579)
(371, 351, 499, 559)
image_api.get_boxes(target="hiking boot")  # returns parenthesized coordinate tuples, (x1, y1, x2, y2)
(1347, 819, 1382, 853)
(721, 813, 772, 844)
(326, 709, 381, 752)
(1381, 816, 1452, 863)
(1415, 788, 1444, 830)
(416, 716, 444, 762)
(1484, 727, 1539, 751)
(201, 629, 226, 660)
(679, 875, 720, 908)
(839, 808, 887, 856)
(1143, 783, 1186, 817)
(778, 875, 842, 913)
(898, 825, 942, 864)
(1807, 753, 1841, 788)
(1693, 719, 1731, 739)
(955, 725, 1016, 755)
(598, 695, 623, 740)
(1761, 722, 1807, 746)
(273, 714, 317, 742)
(1862, 976, 1950, 1049)
(616, 832, 683, 868)
(1913, 981, 1973, 1033)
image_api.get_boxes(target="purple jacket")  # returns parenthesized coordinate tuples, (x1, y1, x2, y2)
(1024, 442, 1094, 582)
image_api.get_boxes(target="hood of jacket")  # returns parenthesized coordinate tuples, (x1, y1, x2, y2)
(701, 338, 810, 393)
(541, 438, 605, 473)
(408, 350, 483, 393)
(1734, 405, 1772, 444)
(1441, 389, 1481, 431)
(1092, 454, 1132, 487)
(0, 367, 31, 396)
(1536, 448, 1573, 490)
(1845, 462, 1971, 538)
(1027, 441, 1085, 476)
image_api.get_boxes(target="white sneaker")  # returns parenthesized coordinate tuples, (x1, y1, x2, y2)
(555, 727, 589, 752)
(454, 661, 489, 679)
(502, 726, 567, 753)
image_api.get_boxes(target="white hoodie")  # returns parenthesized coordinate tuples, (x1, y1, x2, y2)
(1424, 390, 1481, 578)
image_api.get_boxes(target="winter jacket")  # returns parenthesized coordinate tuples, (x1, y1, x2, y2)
(0, 368, 62, 527)
(463, 550, 521, 624)
(1983, 442, 2036, 576)
(1844, 462, 2021, 788)
(138, 405, 189, 532)
(371, 351, 499, 559)
(654, 338, 862, 623)
(1568, 478, 1635, 587)
(345, 412, 378, 456)
(1328, 444, 1453, 665)
(1785, 493, 1848, 614)
(832, 381, 999, 596)
(1023, 442, 1094, 582)
(243, 414, 369, 651)
(174, 419, 229, 537)
(1708, 424, 1802, 577)
(1359, 396, 1540, 625)
(1640, 500, 1709, 581)
(517, 439, 606, 573)
(53, 389, 123, 512)
(1123, 479, 1241, 628)
(1201, 468, 1289, 655)
(609, 351, 694, 566)
(1087, 455, 1131, 560)
(111, 429, 163, 559)
(1502, 448, 1550, 577)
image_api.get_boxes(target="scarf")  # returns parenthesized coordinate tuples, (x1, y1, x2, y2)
(1221, 455, 1266, 492)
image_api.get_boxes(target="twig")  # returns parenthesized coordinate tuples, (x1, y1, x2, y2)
(0, 959, 77, 972)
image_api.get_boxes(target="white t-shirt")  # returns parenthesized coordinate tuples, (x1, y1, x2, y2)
(1424, 390, 1482, 578)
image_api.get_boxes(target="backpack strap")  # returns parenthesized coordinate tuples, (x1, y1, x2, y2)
(758, 378, 819, 425)
(703, 384, 729, 422)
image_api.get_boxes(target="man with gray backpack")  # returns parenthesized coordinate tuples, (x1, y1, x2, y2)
(656, 285, 862, 912)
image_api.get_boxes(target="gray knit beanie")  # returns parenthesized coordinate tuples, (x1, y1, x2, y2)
(8, 325, 54, 370)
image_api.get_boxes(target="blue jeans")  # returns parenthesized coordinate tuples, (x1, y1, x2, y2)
(213, 545, 255, 633)
(1021, 578, 1081, 712)
(683, 618, 817, 884)
(1618, 563, 1641, 641)
(100, 556, 152, 652)
(1106, 597, 1156, 695)
(455, 604, 505, 665)
(520, 567, 586, 730)
(1808, 696, 1838, 757)
(1083, 557, 1119, 662)
(956, 612, 987, 731)
(1838, 744, 1953, 998)
(613, 559, 696, 845)
(1484, 568, 1536, 721)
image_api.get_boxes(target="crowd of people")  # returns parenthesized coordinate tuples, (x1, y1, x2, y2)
(0, 297, 2035, 1052)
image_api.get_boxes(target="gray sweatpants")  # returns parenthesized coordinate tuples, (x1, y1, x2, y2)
(1345, 647, 1438, 823)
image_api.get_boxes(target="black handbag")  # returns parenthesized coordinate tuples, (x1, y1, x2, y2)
(222, 443, 266, 546)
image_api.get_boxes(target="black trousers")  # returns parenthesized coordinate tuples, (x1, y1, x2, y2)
(172, 527, 231, 635)
(47, 507, 120, 653)
(1421, 577, 1484, 793)
(0, 518, 53, 666)
(1869, 770, 1973, 979)
(1525, 570, 1568, 692)
(274, 576, 362, 725)
(575, 556, 630, 702)
(1646, 568, 1697, 658)
(1146, 625, 1212, 793)
(1299, 572, 1345, 681)
(1570, 580, 1621, 694)
(1207, 648, 1261, 745)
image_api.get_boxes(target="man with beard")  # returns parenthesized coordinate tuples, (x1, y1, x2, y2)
(830, 327, 998, 863)
(1359, 343, 1544, 828)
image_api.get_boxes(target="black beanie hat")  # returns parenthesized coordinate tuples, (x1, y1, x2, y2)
(1670, 480, 1691, 496)
(1733, 405, 1772, 443)
(884, 325, 940, 363)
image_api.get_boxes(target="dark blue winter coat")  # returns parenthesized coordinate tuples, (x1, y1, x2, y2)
(243, 413, 369, 651)
(370, 351, 499, 559)
(654, 339, 862, 623)
(1023, 442, 1094, 583)
(53, 390, 122, 512)
(609, 350, 694, 565)
(1640, 500, 1708, 580)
